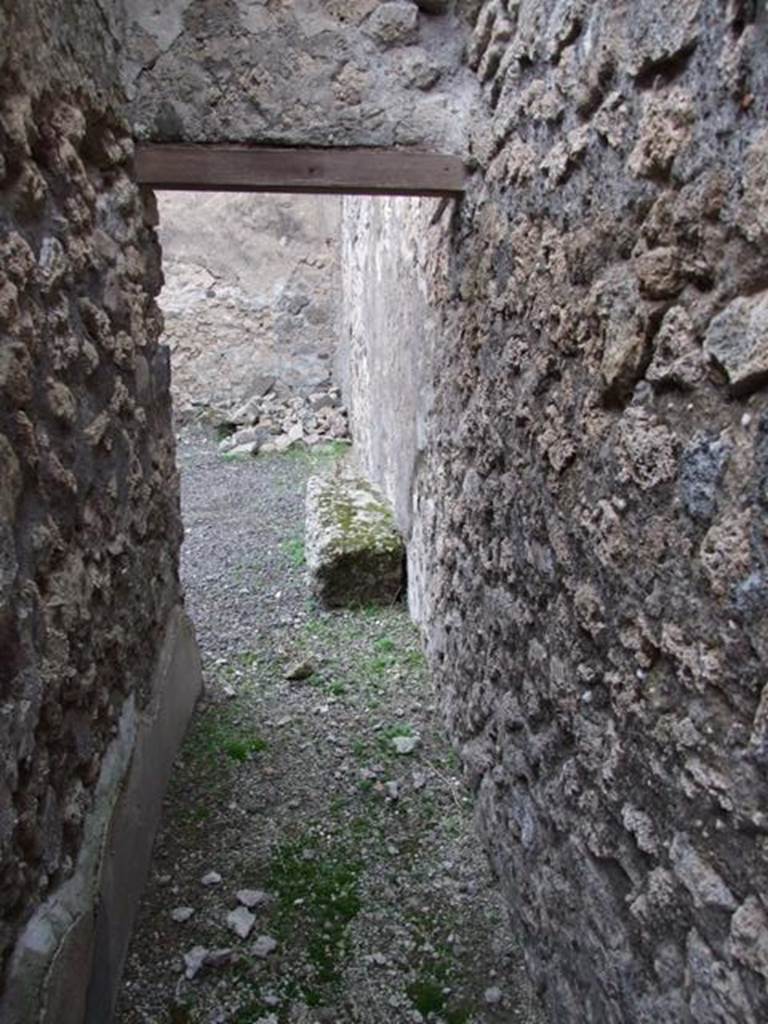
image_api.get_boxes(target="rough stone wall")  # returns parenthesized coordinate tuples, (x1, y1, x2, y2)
(339, 195, 445, 621)
(123, 0, 477, 152)
(0, 0, 184, 998)
(158, 191, 341, 416)
(341, 2, 768, 1021)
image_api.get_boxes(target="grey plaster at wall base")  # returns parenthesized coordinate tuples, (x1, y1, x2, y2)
(0, 606, 202, 1024)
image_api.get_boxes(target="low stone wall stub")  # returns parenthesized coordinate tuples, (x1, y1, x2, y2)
(0, 606, 202, 1024)
(84, 605, 202, 1024)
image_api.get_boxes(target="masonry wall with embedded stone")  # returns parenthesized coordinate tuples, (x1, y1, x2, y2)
(0, 3, 199, 1021)
(157, 191, 341, 419)
(341, 1, 768, 1021)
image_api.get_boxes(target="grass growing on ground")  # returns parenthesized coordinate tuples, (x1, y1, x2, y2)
(234, 561, 261, 583)
(281, 534, 306, 567)
(268, 439, 350, 470)
(187, 705, 268, 765)
(266, 832, 363, 1003)
(223, 734, 268, 762)
(382, 722, 415, 738)
(292, 620, 411, 706)
(405, 921, 474, 1024)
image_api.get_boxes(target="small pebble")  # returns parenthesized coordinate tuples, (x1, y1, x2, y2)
(201, 870, 222, 887)
(392, 734, 419, 755)
(170, 906, 195, 923)
(284, 659, 314, 681)
(206, 948, 235, 969)
(183, 946, 208, 980)
(251, 934, 279, 959)
(237, 888, 269, 908)
(484, 985, 503, 1005)
(227, 906, 256, 939)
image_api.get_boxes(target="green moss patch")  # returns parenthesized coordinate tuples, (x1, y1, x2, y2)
(266, 834, 362, 999)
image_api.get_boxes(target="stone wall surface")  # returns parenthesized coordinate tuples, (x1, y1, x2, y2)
(339, 194, 446, 621)
(0, 1, 197, 1018)
(158, 191, 341, 416)
(2, 0, 767, 1021)
(123, 0, 479, 152)
(341, 1, 768, 1021)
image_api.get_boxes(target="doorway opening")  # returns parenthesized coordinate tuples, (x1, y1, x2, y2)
(115, 148, 544, 1024)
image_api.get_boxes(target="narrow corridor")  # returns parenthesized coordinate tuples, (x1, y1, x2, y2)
(115, 427, 543, 1024)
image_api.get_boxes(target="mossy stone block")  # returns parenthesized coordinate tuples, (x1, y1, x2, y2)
(305, 474, 404, 608)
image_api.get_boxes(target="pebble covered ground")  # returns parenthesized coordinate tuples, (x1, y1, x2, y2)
(115, 427, 545, 1024)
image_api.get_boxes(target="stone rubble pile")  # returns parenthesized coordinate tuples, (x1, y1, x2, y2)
(217, 380, 350, 457)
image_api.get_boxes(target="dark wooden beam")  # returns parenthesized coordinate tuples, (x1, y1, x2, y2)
(134, 144, 465, 197)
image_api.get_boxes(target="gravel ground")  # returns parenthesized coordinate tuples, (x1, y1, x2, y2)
(115, 426, 545, 1024)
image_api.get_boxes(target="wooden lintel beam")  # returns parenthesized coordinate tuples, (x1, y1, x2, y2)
(134, 144, 465, 197)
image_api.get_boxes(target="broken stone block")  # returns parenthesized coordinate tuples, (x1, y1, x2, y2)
(593, 267, 648, 400)
(670, 832, 737, 911)
(231, 395, 263, 426)
(678, 433, 732, 523)
(628, 89, 694, 179)
(222, 441, 259, 459)
(400, 48, 442, 90)
(621, 0, 702, 79)
(729, 897, 768, 982)
(704, 292, 768, 396)
(365, 2, 419, 47)
(646, 306, 703, 390)
(635, 246, 684, 299)
(182, 946, 235, 979)
(305, 474, 404, 608)
(220, 426, 273, 453)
